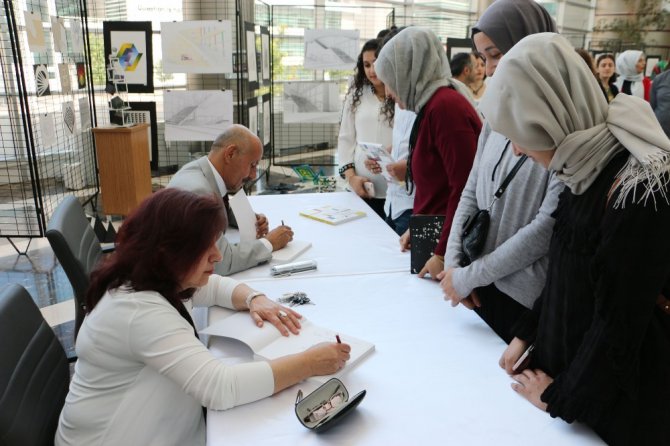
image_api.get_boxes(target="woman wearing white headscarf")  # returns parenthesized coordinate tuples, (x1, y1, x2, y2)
(440, 0, 563, 344)
(481, 33, 670, 445)
(375, 27, 481, 278)
(614, 49, 650, 101)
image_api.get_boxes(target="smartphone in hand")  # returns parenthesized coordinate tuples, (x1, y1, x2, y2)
(512, 344, 535, 373)
(363, 181, 375, 197)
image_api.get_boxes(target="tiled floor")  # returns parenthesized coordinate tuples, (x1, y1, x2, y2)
(0, 163, 342, 359)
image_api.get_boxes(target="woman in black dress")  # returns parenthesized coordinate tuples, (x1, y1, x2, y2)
(479, 33, 670, 445)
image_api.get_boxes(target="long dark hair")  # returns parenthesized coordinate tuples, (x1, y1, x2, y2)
(346, 38, 394, 125)
(86, 188, 227, 313)
(596, 53, 618, 85)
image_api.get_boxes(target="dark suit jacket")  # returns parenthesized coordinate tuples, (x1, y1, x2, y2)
(167, 156, 271, 275)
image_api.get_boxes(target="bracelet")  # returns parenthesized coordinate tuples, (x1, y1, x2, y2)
(338, 163, 355, 179)
(245, 291, 265, 309)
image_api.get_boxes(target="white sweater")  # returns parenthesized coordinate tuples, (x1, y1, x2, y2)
(337, 86, 393, 199)
(55, 275, 274, 446)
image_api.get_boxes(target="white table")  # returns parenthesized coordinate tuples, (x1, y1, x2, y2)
(206, 192, 604, 446)
(228, 192, 409, 282)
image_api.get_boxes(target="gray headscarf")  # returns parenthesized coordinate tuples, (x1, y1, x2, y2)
(479, 33, 670, 206)
(616, 50, 644, 82)
(375, 27, 473, 113)
(471, 0, 556, 54)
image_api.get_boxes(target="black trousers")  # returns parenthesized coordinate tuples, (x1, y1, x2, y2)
(473, 283, 529, 344)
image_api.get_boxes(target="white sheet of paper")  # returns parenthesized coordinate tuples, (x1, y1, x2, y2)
(272, 240, 312, 263)
(228, 189, 257, 242)
(39, 114, 57, 149)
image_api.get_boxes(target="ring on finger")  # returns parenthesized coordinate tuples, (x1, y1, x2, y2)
(278, 310, 288, 318)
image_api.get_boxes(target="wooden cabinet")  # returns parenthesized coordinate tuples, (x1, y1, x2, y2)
(92, 123, 152, 216)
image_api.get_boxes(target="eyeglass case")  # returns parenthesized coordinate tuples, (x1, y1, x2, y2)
(294, 378, 366, 433)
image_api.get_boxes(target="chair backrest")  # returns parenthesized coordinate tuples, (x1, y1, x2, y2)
(0, 284, 70, 446)
(46, 195, 102, 339)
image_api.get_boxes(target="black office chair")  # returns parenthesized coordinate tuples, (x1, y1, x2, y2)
(0, 284, 70, 446)
(46, 195, 103, 340)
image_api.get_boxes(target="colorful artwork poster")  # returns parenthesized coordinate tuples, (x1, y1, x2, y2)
(24, 11, 46, 52)
(51, 16, 68, 53)
(34, 64, 50, 96)
(161, 21, 233, 74)
(303, 29, 359, 70)
(103, 21, 153, 93)
(76, 62, 86, 89)
(58, 63, 71, 94)
(164, 90, 234, 142)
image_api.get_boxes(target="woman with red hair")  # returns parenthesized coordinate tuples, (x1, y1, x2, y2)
(56, 188, 350, 445)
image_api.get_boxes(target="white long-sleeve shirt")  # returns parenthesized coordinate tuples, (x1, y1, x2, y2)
(337, 87, 393, 199)
(384, 106, 416, 219)
(55, 275, 274, 446)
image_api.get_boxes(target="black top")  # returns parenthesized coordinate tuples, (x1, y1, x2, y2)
(515, 151, 670, 445)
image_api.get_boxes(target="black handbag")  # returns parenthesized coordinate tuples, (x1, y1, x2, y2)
(461, 153, 528, 266)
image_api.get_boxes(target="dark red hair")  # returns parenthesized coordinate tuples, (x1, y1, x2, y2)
(86, 188, 227, 312)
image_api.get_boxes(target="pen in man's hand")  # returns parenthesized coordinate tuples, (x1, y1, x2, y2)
(336, 334, 341, 343)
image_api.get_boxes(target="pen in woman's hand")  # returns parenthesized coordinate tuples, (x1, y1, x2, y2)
(336, 334, 341, 343)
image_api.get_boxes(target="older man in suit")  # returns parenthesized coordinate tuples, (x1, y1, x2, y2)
(168, 124, 293, 275)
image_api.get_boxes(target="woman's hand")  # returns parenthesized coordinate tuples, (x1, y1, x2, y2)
(248, 295, 302, 336)
(418, 255, 444, 280)
(255, 213, 269, 238)
(364, 158, 382, 175)
(500, 337, 528, 375)
(399, 229, 411, 251)
(511, 369, 552, 412)
(347, 175, 371, 198)
(386, 160, 407, 181)
(304, 342, 352, 376)
(438, 267, 462, 305)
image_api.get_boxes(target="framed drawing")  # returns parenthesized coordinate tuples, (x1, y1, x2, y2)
(245, 22, 259, 90)
(247, 97, 258, 136)
(260, 26, 270, 84)
(446, 37, 472, 62)
(103, 21, 154, 93)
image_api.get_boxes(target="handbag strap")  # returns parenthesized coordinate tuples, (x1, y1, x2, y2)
(486, 153, 528, 210)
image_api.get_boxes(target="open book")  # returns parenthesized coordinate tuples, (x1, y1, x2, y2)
(201, 309, 374, 383)
(300, 205, 366, 225)
(358, 141, 397, 184)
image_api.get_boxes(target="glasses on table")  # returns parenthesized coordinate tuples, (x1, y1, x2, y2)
(302, 391, 345, 423)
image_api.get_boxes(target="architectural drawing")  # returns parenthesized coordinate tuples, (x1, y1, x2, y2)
(283, 81, 341, 123)
(59, 63, 71, 94)
(79, 97, 91, 130)
(34, 64, 50, 96)
(164, 90, 233, 141)
(161, 21, 233, 74)
(24, 11, 46, 52)
(262, 95, 271, 146)
(51, 16, 68, 53)
(261, 27, 270, 82)
(39, 114, 56, 149)
(304, 29, 359, 70)
(70, 20, 83, 53)
(246, 28, 258, 84)
(62, 101, 75, 136)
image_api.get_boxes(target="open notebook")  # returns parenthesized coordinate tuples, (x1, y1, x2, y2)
(272, 240, 312, 263)
(201, 309, 374, 383)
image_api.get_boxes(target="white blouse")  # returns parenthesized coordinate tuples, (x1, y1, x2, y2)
(337, 86, 393, 199)
(55, 275, 274, 446)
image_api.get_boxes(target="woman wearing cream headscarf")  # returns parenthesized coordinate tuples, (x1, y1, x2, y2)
(614, 49, 650, 101)
(481, 33, 670, 445)
(441, 0, 562, 344)
(375, 27, 481, 278)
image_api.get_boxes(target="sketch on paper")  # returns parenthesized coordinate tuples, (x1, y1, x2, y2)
(164, 90, 234, 141)
(62, 101, 75, 135)
(59, 63, 71, 94)
(51, 16, 68, 53)
(24, 11, 46, 52)
(248, 100, 258, 136)
(246, 27, 258, 84)
(79, 97, 91, 131)
(304, 29, 359, 70)
(70, 20, 83, 53)
(161, 21, 233, 74)
(34, 64, 50, 96)
(76, 62, 86, 89)
(39, 114, 56, 148)
(109, 30, 148, 86)
(283, 82, 341, 123)
(262, 94, 271, 146)
(260, 27, 270, 82)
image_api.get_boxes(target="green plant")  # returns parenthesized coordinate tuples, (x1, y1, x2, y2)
(594, 0, 670, 45)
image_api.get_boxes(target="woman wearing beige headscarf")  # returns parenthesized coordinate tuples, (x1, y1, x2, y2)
(375, 27, 481, 278)
(481, 33, 670, 445)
